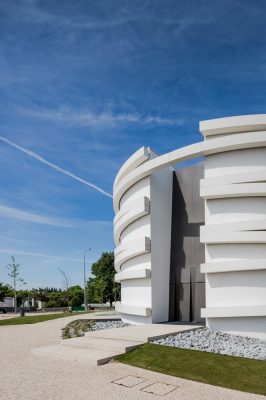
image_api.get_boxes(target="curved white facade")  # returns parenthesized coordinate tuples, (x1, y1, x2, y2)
(113, 115, 266, 339)
(200, 116, 266, 340)
(114, 147, 173, 324)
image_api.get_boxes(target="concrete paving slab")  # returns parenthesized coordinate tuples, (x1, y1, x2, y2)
(112, 375, 147, 388)
(86, 323, 202, 342)
(32, 344, 119, 365)
(62, 336, 142, 352)
(33, 322, 201, 366)
(141, 381, 179, 396)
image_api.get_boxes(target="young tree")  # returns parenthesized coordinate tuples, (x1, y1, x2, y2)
(58, 268, 70, 307)
(7, 257, 26, 313)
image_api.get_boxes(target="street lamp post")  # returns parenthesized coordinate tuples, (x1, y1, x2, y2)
(83, 248, 92, 312)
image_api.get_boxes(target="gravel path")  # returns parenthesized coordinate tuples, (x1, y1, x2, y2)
(153, 328, 266, 360)
(0, 315, 264, 400)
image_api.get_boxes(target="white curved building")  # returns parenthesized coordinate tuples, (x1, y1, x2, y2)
(113, 115, 266, 339)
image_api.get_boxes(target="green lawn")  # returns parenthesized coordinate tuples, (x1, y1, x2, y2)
(0, 312, 90, 325)
(116, 343, 266, 396)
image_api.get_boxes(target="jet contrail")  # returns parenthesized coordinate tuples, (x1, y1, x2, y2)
(0, 136, 113, 198)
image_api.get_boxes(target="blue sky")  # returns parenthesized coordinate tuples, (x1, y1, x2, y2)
(0, 0, 266, 289)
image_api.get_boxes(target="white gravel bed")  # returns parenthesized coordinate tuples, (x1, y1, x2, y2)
(152, 328, 266, 361)
(90, 320, 130, 330)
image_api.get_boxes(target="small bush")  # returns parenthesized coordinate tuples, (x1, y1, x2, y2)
(62, 319, 95, 339)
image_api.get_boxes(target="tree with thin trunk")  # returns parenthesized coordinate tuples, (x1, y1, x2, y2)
(58, 268, 70, 307)
(7, 257, 26, 313)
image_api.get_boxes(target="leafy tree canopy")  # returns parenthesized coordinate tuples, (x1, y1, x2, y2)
(86, 252, 120, 306)
(0, 282, 13, 301)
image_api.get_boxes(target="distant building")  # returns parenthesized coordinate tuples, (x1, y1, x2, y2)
(0, 297, 14, 308)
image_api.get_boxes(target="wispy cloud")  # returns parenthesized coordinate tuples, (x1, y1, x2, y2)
(0, 204, 72, 227)
(20, 108, 185, 127)
(0, 248, 82, 262)
(2, 1, 197, 32)
(0, 204, 113, 229)
(3, 1, 142, 30)
(0, 136, 113, 198)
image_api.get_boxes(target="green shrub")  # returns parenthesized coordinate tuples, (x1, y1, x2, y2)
(61, 319, 95, 339)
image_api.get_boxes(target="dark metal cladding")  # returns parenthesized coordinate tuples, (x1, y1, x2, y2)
(169, 163, 205, 322)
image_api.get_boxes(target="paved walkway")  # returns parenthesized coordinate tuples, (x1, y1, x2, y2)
(0, 311, 65, 320)
(33, 321, 202, 365)
(0, 314, 264, 400)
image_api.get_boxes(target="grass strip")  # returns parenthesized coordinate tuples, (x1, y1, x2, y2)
(0, 312, 90, 325)
(116, 343, 266, 395)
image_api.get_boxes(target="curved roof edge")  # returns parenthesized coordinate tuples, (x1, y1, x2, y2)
(200, 114, 266, 137)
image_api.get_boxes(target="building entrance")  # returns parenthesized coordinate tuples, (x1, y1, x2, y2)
(169, 165, 205, 322)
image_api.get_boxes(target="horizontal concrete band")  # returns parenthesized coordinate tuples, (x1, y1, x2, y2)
(113, 131, 266, 213)
(200, 182, 266, 199)
(115, 303, 152, 317)
(200, 114, 266, 137)
(115, 269, 151, 282)
(201, 259, 266, 274)
(114, 196, 150, 246)
(200, 231, 266, 244)
(200, 169, 266, 188)
(114, 146, 150, 189)
(114, 237, 151, 272)
(114, 196, 150, 225)
(201, 218, 266, 235)
(201, 305, 266, 318)
(115, 236, 150, 256)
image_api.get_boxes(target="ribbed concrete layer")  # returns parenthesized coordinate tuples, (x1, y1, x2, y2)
(113, 130, 266, 212)
(200, 115, 266, 340)
(115, 268, 151, 282)
(200, 114, 266, 136)
(113, 146, 150, 189)
(114, 196, 150, 246)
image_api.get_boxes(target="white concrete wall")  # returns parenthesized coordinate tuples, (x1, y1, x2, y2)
(113, 147, 173, 324)
(113, 148, 153, 324)
(117, 175, 152, 324)
(203, 317, 266, 340)
(200, 115, 266, 340)
(113, 114, 266, 339)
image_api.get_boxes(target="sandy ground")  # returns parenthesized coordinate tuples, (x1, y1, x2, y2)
(0, 314, 264, 400)
(0, 314, 16, 320)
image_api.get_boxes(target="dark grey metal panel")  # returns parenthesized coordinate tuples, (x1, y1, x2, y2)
(178, 283, 191, 322)
(191, 283, 205, 322)
(169, 163, 205, 323)
(191, 265, 205, 284)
